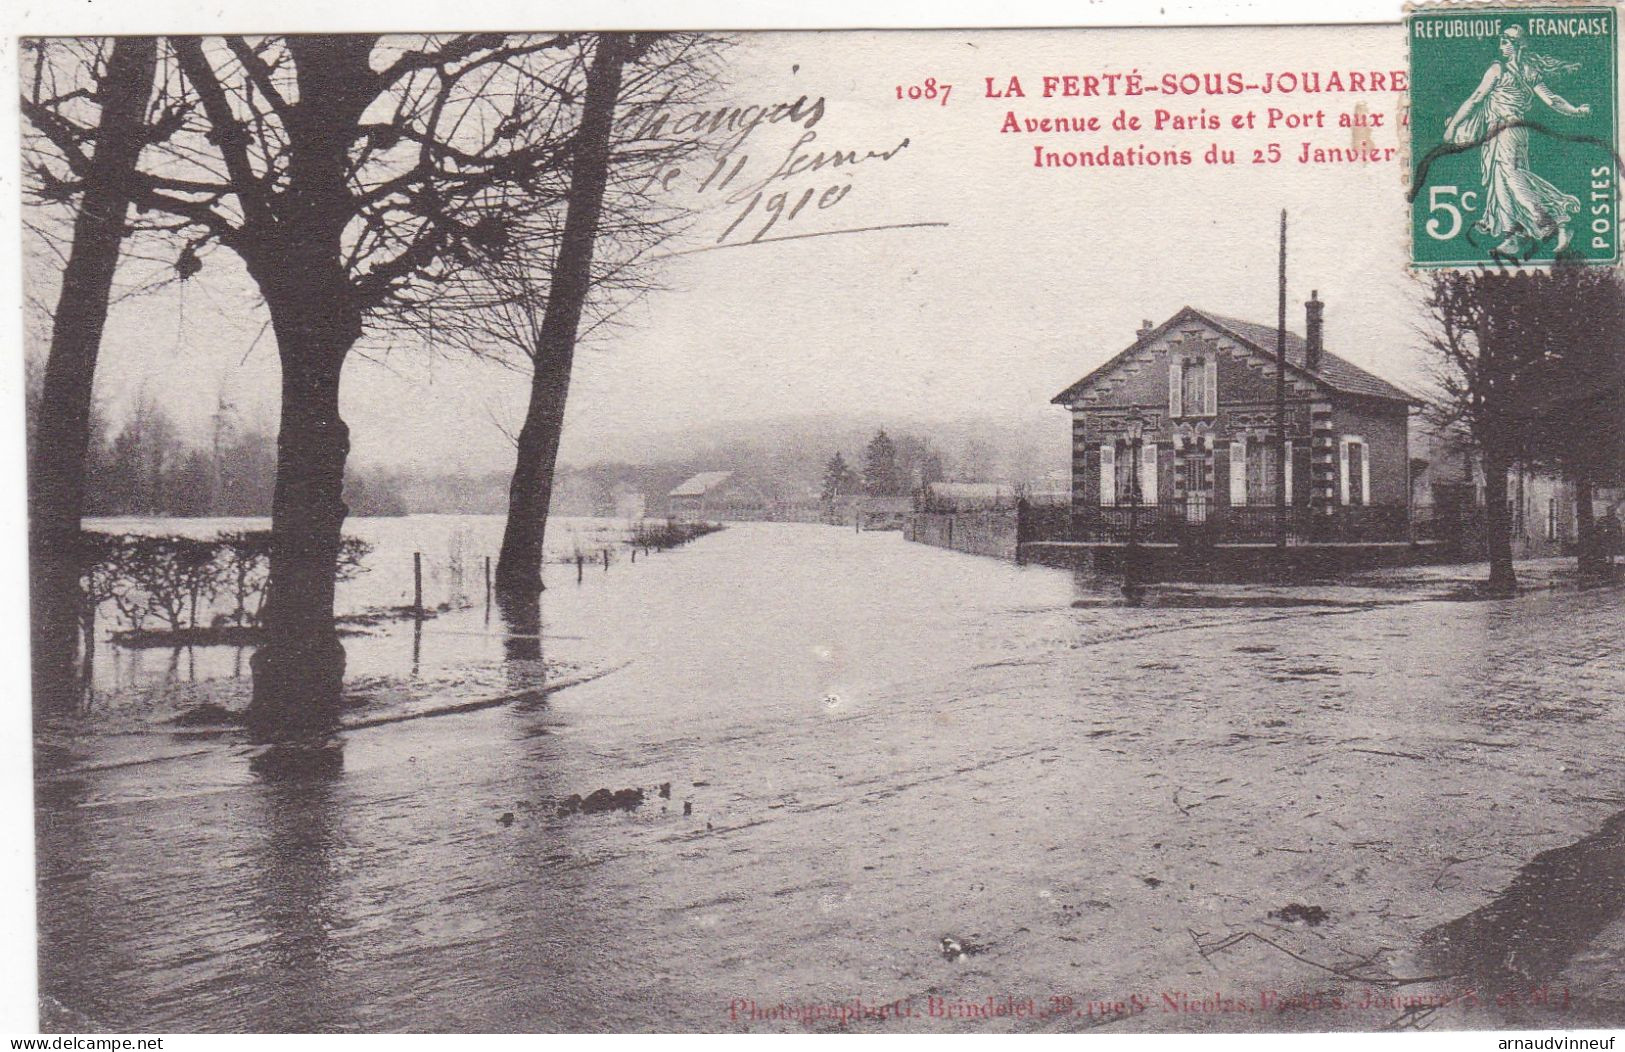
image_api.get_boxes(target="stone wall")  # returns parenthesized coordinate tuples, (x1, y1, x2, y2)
(1019, 539, 1462, 581)
(904, 510, 1020, 560)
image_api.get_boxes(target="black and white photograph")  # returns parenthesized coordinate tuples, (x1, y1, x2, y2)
(6, 0, 1625, 1039)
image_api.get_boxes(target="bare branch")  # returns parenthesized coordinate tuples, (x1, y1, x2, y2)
(169, 37, 275, 234)
(223, 37, 293, 121)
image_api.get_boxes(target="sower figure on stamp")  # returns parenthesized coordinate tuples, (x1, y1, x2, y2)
(1444, 25, 1591, 258)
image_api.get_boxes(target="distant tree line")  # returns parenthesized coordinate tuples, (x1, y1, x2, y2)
(545, 427, 958, 515)
(28, 388, 408, 519)
(823, 429, 948, 501)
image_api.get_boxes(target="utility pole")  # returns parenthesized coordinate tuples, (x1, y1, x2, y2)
(209, 389, 233, 518)
(1276, 210, 1289, 549)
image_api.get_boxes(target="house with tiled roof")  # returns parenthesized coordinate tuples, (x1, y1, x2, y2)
(1050, 295, 1420, 542)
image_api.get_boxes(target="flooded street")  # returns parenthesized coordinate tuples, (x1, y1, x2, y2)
(36, 523, 1625, 1032)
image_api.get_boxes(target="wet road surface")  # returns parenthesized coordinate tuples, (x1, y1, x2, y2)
(35, 524, 1625, 1031)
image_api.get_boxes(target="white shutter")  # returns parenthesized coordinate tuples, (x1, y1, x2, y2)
(1204, 358, 1218, 415)
(1338, 437, 1351, 505)
(1229, 439, 1248, 506)
(1284, 440, 1293, 506)
(1099, 443, 1115, 506)
(1359, 442, 1370, 505)
(1141, 443, 1158, 505)
(1168, 360, 1182, 418)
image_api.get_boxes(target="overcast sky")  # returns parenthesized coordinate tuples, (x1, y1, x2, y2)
(30, 23, 1431, 474)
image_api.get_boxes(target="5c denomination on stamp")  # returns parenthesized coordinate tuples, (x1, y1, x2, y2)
(1409, 3, 1618, 266)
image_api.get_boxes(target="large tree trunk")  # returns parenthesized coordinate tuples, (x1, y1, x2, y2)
(494, 34, 630, 599)
(1483, 441, 1517, 594)
(496, 590, 542, 663)
(247, 307, 353, 738)
(244, 37, 372, 738)
(1574, 475, 1600, 578)
(27, 37, 158, 718)
(496, 362, 575, 597)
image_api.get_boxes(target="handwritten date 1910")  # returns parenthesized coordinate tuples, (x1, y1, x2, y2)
(718, 183, 853, 244)
(896, 78, 952, 107)
(706, 129, 911, 245)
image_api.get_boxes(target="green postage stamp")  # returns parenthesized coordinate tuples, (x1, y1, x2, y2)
(1409, 3, 1619, 266)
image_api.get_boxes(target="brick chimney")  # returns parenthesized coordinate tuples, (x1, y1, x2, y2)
(1136, 318, 1155, 340)
(1304, 291, 1324, 372)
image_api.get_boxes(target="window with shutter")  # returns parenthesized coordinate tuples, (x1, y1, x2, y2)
(1168, 360, 1182, 418)
(1204, 358, 1218, 415)
(1245, 440, 1278, 506)
(1099, 443, 1115, 506)
(1180, 360, 1204, 417)
(1284, 440, 1293, 505)
(1338, 437, 1350, 505)
(1229, 439, 1247, 505)
(1140, 443, 1158, 505)
(1340, 436, 1367, 506)
(1115, 441, 1135, 503)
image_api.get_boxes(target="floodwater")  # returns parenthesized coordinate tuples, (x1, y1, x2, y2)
(35, 523, 1625, 1032)
(83, 514, 637, 695)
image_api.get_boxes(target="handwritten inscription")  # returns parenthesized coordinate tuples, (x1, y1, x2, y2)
(630, 92, 916, 248)
(712, 132, 910, 244)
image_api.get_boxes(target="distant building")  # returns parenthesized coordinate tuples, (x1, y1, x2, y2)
(857, 495, 911, 531)
(1514, 469, 1580, 558)
(1050, 296, 1418, 541)
(1411, 419, 1622, 558)
(667, 471, 766, 522)
(668, 471, 735, 521)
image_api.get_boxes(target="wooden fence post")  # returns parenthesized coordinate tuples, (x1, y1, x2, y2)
(413, 552, 423, 617)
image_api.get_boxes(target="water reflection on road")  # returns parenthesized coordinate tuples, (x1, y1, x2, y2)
(35, 524, 1625, 1032)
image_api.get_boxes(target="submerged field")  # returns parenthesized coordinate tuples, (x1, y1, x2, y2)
(35, 521, 1625, 1032)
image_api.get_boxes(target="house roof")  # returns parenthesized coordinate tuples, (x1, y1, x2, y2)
(669, 471, 733, 497)
(1051, 306, 1419, 407)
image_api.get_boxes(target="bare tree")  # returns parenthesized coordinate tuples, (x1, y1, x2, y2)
(417, 33, 719, 599)
(22, 37, 158, 717)
(1422, 271, 1550, 594)
(25, 34, 604, 736)
(493, 34, 635, 597)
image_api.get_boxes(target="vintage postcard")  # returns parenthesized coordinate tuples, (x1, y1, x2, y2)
(9, 0, 1625, 1039)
